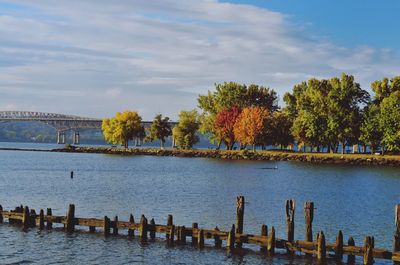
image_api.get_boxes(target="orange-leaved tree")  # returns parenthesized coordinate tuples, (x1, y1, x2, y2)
(214, 106, 241, 150)
(233, 106, 267, 151)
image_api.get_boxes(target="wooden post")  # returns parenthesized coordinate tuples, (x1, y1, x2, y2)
(22, 206, 30, 230)
(66, 204, 75, 233)
(192, 223, 198, 245)
(0, 205, 3, 223)
(335, 230, 343, 260)
(39, 209, 45, 230)
(214, 226, 222, 248)
(285, 199, 295, 242)
(260, 224, 268, 253)
(363, 236, 373, 265)
(166, 214, 173, 240)
(30, 209, 37, 228)
(46, 208, 52, 229)
(347, 237, 355, 264)
(128, 214, 135, 237)
(227, 224, 235, 252)
(236, 196, 245, 247)
(169, 225, 175, 245)
(113, 216, 118, 235)
(104, 216, 110, 236)
(150, 218, 156, 239)
(198, 229, 204, 248)
(177, 226, 186, 244)
(140, 215, 148, 241)
(317, 231, 326, 261)
(394, 204, 400, 252)
(267, 226, 275, 255)
(304, 202, 314, 242)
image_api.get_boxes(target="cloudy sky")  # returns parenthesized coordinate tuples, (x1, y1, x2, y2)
(0, 0, 399, 120)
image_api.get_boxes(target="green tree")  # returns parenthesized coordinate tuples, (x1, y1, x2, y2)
(145, 114, 172, 148)
(102, 110, 143, 148)
(172, 110, 200, 149)
(380, 91, 400, 152)
(360, 104, 382, 153)
(284, 74, 369, 153)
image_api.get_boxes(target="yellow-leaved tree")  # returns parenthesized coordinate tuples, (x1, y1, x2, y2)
(102, 111, 144, 148)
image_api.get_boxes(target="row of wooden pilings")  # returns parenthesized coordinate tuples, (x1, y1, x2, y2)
(1, 197, 400, 264)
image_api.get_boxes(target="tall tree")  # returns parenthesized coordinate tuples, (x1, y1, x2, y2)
(214, 106, 241, 150)
(198, 82, 278, 146)
(145, 114, 172, 148)
(380, 91, 400, 152)
(233, 107, 267, 151)
(102, 111, 143, 148)
(284, 74, 369, 153)
(172, 110, 200, 149)
(360, 104, 382, 153)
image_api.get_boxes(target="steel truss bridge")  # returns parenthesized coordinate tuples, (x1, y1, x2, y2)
(0, 111, 174, 145)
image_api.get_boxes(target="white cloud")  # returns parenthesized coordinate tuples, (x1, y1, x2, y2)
(0, 0, 399, 119)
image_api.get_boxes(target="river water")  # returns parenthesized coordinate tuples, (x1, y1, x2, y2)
(0, 142, 399, 264)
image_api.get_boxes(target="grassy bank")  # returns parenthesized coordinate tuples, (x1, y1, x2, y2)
(54, 146, 400, 167)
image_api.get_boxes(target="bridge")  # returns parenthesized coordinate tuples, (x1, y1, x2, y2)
(0, 111, 175, 145)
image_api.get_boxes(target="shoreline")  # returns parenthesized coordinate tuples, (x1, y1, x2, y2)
(2, 146, 399, 167)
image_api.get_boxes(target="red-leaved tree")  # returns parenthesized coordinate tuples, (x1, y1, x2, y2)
(214, 106, 241, 150)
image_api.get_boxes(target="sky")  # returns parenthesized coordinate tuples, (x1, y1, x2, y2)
(0, 0, 399, 120)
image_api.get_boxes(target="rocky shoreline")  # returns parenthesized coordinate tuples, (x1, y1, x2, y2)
(50, 146, 400, 167)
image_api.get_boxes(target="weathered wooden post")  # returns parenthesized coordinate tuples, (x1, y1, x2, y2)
(192, 223, 198, 245)
(317, 231, 326, 261)
(0, 205, 3, 223)
(198, 229, 205, 248)
(103, 216, 111, 236)
(236, 196, 245, 247)
(260, 224, 268, 253)
(347, 237, 355, 264)
(363, 236, 374, 265)
(166, 214, 173, 240)
(286, 199, 295, 242)
(227, 224, 235, 252)
(267, 226, 276, 255)
(150, 218, 156, 240)
(128, 214, 135, 237)
(394, 204, 400, 252)
(46, 208, 52, 229)
(30, 209, 37, 228)
(169, 225, 175, 245)
(140, 215, 148, 241)
(177, 226, 186, 244)
(113, 216, 118, 235)
(304, 202, 314, 242)
(22, 206, 30, 230)
(335, 230, 343, 260)
(66, 204, 75, 233)
(214, 227, 222, 248)
(39, 209, 45, 230)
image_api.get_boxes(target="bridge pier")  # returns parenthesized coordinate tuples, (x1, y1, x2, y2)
(57, 131, 65, 145)
(73, 131, 80, 145)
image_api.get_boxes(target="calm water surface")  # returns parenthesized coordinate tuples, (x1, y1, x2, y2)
(0, 142, 399, 264)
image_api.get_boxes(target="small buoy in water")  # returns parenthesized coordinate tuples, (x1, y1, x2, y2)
(70, 171, 74, 179)
(260, 166, 278, 170)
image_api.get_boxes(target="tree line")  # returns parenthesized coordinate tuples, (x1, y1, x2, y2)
(101, 73, 400, 153)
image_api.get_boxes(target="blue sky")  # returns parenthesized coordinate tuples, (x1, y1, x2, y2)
(225, 0, 400, 49)
(0, 0, 399, 119)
